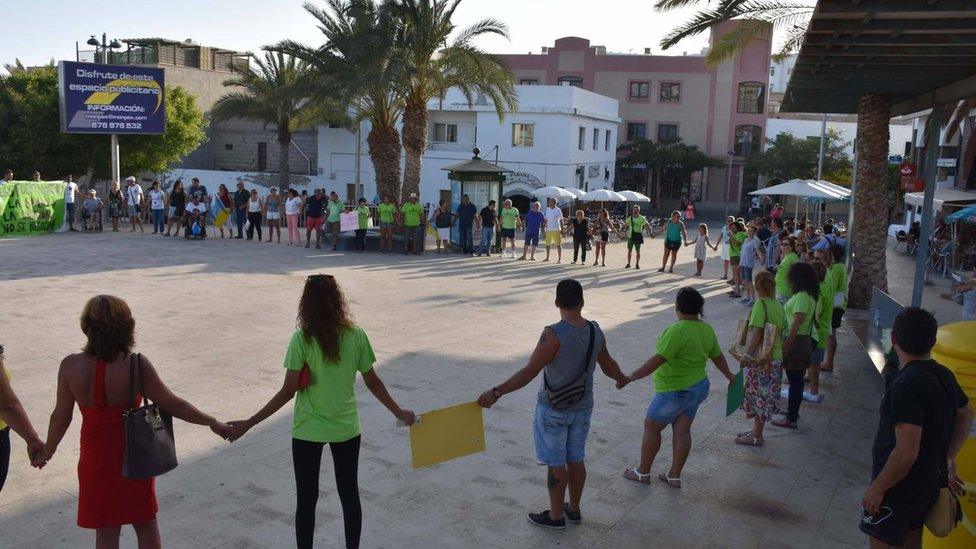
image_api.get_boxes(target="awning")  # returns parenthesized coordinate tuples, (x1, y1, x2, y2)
(782, 1, 976, 116)
(945, 204, 976, 224)
(904, 188, 976, 209)
(750, 179, 851, 201)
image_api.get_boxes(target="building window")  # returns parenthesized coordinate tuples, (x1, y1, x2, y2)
(592, 128, 599, 150)
(257, 142, 267, 171)
(629, 81, 650, 100)
(770, 66, 776, 76)
(605, 129, 612, 151)
(432, 123, 458, 143)
(659, 82, 680, 103)
(224, 143, 233, 151)
(737, 82, 765, 113)
(626, 122, 647, 141)
(519, 79, 538, 85)
(512, 123, 534, 147)
(734, 125, 762, 156)
(657, 124, 678, 142)
(578, 127, 586, 150)
(558, 75, 583, 87)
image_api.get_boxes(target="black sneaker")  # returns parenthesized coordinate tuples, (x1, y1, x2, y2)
(527, 510, 565, 530)
(563, 504, 581, 524)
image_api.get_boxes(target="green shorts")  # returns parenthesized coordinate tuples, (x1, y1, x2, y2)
(730, 255, 741, 266)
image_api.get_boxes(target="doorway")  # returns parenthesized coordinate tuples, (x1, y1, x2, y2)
(508, 193, 531, 213)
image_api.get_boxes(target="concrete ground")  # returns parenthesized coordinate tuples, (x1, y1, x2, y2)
(1, 225, 889, 548)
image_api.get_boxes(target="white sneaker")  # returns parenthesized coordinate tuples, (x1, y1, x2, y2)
(802, 391, 824, 403)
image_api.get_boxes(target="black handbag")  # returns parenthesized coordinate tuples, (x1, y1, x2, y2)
(543, 322, 596, 410)
(122, 353, 178, 479)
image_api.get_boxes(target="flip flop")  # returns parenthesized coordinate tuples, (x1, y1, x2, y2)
(623, 467, 652, 484)
(734, 433, 764, 447)
(658, 473, 681, 489)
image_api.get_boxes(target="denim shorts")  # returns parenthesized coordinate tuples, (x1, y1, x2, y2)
(740, 266, 754, 282)
(524, 232, 540, 246)
(533, 405, 592, 466)
(646, 378, 710, 423)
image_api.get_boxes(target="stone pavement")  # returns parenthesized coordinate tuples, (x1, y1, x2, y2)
(0, 227, 883, 548)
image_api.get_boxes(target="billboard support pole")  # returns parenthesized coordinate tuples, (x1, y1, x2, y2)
(110, 134, 120, 184)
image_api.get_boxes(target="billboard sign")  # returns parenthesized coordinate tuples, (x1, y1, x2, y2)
(58, 61, 165, 134)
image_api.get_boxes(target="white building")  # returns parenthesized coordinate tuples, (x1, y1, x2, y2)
(765, 117, 913, 158)
(768, 55, 797, 95)
(317, 85, 620, 210)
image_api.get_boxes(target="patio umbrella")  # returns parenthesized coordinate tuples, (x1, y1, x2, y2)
(751, 179, 851, 221)
(581, 189, 626, 202)
(946, 204, 976, 225)
(616, 190, 652, 202)
(563, 188, 587, 199)
(534, 186, 577, 201)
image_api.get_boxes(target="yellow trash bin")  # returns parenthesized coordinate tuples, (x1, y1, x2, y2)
(925, 321, 976, 548)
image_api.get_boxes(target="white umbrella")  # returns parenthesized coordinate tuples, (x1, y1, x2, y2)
(750, 178, 851, 221)
(563, 188, 587, 198)
(534, 186, 577, 200)
(581, 189, 626, 202)
(616, 190, 652, 202)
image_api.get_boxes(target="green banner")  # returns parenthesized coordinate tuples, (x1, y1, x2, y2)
(0, 181, 66, 237)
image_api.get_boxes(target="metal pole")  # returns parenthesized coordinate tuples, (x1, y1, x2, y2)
(354, 120, 362, 200)
(846, 145, 857, 268)
(911, 103, 946, 308)
(724, 152, 733, 218)
(99, 33, 122, 186)
(816, 112, 827, 181)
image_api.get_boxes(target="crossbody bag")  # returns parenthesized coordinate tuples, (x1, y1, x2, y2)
(543, 322, 596, 410)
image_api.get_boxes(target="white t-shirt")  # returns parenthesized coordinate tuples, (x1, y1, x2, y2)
(64, 182, 79, 203)
(126, 184, 143, 206)
(285, 197, 302, 215)
(149, 189, 165, 210)
(544, 207, 563, 231)
(185, 202, 207, 215)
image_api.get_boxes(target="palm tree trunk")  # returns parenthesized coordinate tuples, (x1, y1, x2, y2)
(401, 102, 428, 200)
(278, 129, 291, 191)
(849, 94, 891, 309)
(368, 125, 403, 203)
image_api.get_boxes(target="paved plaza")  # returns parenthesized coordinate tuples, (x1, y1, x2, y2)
(0, 226, 913, 548)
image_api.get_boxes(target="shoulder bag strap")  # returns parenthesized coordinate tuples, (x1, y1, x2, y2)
(128, 353, 138, 409)
(135, 353, 148, 407)
(581, 321, 596, 374)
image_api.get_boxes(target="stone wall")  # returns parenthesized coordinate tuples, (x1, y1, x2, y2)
(211, 118, 318, 175)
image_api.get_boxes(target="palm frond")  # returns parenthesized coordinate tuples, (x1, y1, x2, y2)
(655, 0, 710, 11)
(703, 18, 769, 66)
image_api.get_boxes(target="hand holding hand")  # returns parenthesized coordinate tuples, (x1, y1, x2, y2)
(226, 419, 254, 442)
(210, 420, 235, 441)
(477, 390, 498, 409)
(615, 375, 632, 390)
(27, 438, 47, 469)
(395, 408, 417, 426)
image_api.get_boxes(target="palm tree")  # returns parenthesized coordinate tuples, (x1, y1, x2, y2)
(211, 52, 317, 190)
(274, 0, 405, 202)
(396, 0, 518, 199)
(656, 0, 813, 66)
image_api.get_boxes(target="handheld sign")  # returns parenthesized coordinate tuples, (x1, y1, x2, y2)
(409, 402, 486, 468)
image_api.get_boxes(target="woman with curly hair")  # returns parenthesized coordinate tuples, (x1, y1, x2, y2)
(772, 262, 821, 430)
(228, 275, 415, 549)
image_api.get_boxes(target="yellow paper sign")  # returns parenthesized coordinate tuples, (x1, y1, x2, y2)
(409, 401, 486, 468)
(214, 209, 230, 228)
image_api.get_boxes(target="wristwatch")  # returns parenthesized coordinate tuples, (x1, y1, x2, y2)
(491, 387, 503, 399)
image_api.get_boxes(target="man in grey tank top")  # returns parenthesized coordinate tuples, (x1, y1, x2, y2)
(478, 279, 630, 530)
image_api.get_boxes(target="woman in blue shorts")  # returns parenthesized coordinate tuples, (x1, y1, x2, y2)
(618, 287, 735, 488)
(658, 210, 688, 273)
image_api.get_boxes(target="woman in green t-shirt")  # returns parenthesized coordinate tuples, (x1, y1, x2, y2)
(774, 236, 799, 303)
(228, 275, 415, 549)
(727, 222, 747, 298)
(772, 262, 820, 430)
(619, 288, 735, 488)
(736, 271, 787, 447)
(354, 197, 370, 253)
(617, 205, 649, 270)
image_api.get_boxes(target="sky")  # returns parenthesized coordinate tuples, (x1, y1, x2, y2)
(4, 0, 711, 68)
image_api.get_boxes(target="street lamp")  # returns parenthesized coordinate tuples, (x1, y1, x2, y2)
(85, 32, 124, 184)
(86, 33, 122, 64)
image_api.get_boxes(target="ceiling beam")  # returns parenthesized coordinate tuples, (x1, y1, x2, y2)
(801, 45, 976, 56)
(808, 18, 976, 32)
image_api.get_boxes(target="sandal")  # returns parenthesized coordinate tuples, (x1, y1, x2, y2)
(734, 433, 764, 447)
(771, 418, 797, 429)
(623, 467, 652, 484)
(658, 473, 681, 489)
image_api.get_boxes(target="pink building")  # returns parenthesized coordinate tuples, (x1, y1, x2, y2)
(498, 22, 772, 212)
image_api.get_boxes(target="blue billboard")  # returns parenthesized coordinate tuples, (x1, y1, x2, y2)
(58, 61, 166, 134)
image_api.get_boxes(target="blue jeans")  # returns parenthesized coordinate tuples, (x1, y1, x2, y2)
(458, 224, 473, 254)
(533, 405, 592, 467)
(479, 227, 494, 255)
(151, 209, 164, 233)
(646, 377, 710, 423)
(235, 208, 246, 237)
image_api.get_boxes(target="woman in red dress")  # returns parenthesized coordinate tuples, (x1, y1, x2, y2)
(39, 295, 232, 548)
